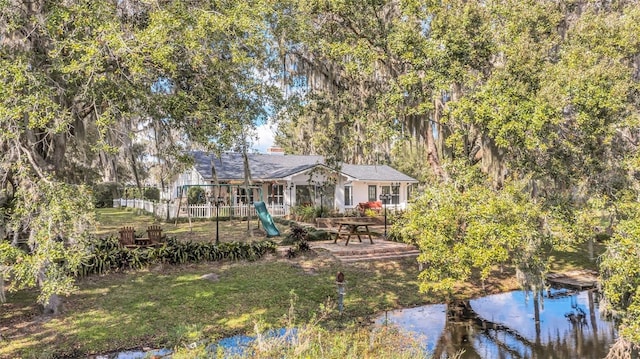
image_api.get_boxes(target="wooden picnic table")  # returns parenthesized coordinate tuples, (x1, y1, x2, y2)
(334, 220, 375, 246)
(134, 238, 151, 245)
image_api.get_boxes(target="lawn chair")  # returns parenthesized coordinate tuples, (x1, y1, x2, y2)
(146, 225, 163, 245)
(118, 227, 136, 247)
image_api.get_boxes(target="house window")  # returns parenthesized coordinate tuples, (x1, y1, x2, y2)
(381, 186, 390, 204)
(344, 186, 353, 206)
(296, 185, 314, 206)
(391, 184, 400, 205)
(368, 185, 377, 202)
(236, 187, 254, 204)
(407, 184, 413, 201)
(297, 184, 336, 207)
(318, 184, 335, 208)
(268, 184, 284, 205)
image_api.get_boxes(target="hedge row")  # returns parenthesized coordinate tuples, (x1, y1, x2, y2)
(76, 236, 277, 277)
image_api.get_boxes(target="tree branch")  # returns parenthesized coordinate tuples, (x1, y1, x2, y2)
(18, 143, 52, 185)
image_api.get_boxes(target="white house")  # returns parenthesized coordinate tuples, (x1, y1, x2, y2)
(165, 150, 419, 214)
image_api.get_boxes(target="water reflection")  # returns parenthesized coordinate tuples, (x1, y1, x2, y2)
(377, 290, 617, 359)
(92, 328, 294, 359)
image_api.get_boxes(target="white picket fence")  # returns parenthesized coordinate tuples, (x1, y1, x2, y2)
(113, 199, 286, 220)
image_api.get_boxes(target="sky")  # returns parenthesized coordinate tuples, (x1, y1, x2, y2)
(253, 123, 276, 153)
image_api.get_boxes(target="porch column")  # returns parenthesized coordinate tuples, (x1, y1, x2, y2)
(286, 182, 295, 215)
(335, 177, 345, 213)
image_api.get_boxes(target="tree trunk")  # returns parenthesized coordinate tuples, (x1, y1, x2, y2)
(242, 148, 253, 236)
(130, 152, 142, 196)
(26, 226, 63, 314)
(426, 122, 448, 181)
(38, 269, 62, 315)
(98, 150, 118, 183)
(0, 266, 6, 303)
(480, 133, 508, 189)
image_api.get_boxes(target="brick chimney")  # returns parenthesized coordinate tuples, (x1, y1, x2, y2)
(266, 146, 285, 155)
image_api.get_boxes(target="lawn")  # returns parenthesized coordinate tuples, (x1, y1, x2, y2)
(94, 207, 272, 243)
(0, 208, 602, 358)
(4, 258, 437, 358)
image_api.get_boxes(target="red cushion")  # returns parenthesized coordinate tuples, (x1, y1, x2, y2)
(359, 201, 382, 209)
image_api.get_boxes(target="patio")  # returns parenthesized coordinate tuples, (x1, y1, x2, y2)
(310, 239, 420, 263)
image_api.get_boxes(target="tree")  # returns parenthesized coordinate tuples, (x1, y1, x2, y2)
(600, 198, 640, 347)
(401, 177, 562, 296)
(0, 0, 139, 313)
(272, 0, 640, 352)
(1, 0, 282, 311)
(271, 0, 407, 166)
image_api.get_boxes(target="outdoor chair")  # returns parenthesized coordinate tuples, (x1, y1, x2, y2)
(118, 227, 136, 247)
(146, 225, 163, 245)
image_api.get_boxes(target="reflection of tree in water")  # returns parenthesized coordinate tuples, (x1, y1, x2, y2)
(605, 338, 640, 359)
(431, 292, 614, 359)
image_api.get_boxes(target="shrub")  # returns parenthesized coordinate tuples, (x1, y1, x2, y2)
(76, 236, 277, 276)
(282, 223, 307, 245)
(282, 223, 311, 258)
(275, 218, 294, 227)
(387, 212, 412, 243)
(124, 187, 142, 199)
(143, 187, 160, 201)
(292, 205, 318, 222)
(173, 318, 429, 358)
(594, 231, 612, 242)
(294, 240, 310, 252)
(307, 230, 329, 241)
(364, 208, 378, 217)
(314, 206, 329, 218)
(92, 182, 120, 208)
(248, 324, 427, 358)
(187, 186, 206, 204)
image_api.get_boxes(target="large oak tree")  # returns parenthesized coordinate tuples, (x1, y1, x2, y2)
(1, 0, 281, 312)
(272, 0, 640, 351)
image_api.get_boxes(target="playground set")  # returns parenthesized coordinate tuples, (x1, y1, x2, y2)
(174, 184, 280, 237)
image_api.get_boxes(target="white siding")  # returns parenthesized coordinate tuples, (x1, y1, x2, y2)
(351, 182, 408, 210)
(352, 182, 377, 204)
(168, 165, 414, 211)
(169, 168, 206, 199)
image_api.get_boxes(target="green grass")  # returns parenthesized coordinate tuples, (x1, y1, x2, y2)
(94, 207, 280, 243)
(2, 257, 432, 357)
(548, 240, 606, 272)
(1, 208, 605, 358)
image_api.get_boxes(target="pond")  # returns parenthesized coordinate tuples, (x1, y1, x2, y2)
(97, 290, 616, 359)
(376, 289, 618, 359)
(93, 328, 294, 359)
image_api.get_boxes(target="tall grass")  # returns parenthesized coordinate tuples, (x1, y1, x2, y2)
(172, 298, 441, 359)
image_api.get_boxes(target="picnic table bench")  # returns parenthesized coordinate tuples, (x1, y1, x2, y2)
(332, 220, 375, 246)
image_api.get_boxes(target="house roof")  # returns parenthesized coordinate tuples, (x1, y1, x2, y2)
(191, 151, 418, 183)
(340, 164, 418, 182)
